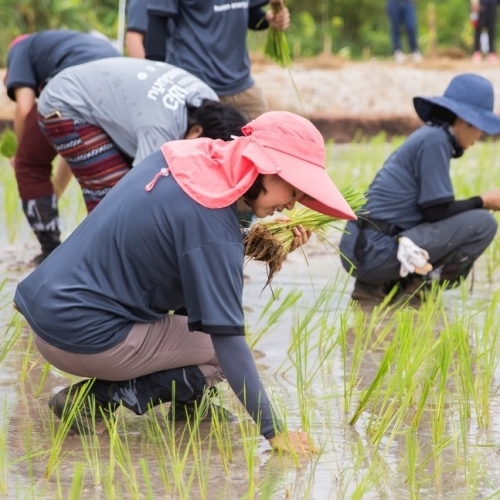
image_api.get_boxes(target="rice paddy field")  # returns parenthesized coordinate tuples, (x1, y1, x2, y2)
(2, 137, 500, 499)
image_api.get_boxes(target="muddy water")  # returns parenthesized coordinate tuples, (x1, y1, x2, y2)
(3, 167, 500, 498)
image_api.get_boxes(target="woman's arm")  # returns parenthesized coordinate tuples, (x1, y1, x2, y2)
(210, 333, 316, 454)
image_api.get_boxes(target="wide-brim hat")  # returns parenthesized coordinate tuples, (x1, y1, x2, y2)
(241, 111, 356, 220)
(413, 73, 500, 135)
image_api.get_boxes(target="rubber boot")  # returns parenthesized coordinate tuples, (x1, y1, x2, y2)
(431, 251, 474, 288)
(22, 194, 61, 264)
(49, 365, 207, 434)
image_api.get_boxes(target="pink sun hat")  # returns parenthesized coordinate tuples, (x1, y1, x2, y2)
(241, 111, 356, 220)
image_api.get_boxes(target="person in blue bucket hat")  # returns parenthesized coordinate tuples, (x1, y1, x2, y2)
(339, 73, 500, 303)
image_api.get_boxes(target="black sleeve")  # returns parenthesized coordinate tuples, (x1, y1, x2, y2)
(210, 334, 284, 439)
(248, 6, 269, 30)
(145, 11, 169, 61)
(421, 196, 484, 222)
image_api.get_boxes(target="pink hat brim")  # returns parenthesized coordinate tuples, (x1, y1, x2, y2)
(243, 141, 356, 220)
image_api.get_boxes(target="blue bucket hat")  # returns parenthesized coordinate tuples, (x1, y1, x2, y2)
(413, 73, 500, 135)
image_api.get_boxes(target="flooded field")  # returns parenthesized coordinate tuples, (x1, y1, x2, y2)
(2, 140, 500, 499)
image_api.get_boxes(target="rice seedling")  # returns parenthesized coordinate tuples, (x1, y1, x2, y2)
(44, 380, 99, 479)
(67, 462, 86, 500)
(264, 0, 292, 68)
(0, 399, 9, 497)
(244, 186, 366, 289)
(245, 287, 302, 350)
(138, 458, 154, 500)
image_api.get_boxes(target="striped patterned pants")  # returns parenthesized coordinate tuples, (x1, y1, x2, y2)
(39, 114, 132, 212)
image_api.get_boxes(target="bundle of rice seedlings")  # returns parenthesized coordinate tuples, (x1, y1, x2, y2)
(264, 0, 292, 68)
(0, 128, 17, 159)
(244, 185, 366, 288)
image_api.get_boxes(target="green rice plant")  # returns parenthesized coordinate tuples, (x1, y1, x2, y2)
(0, 128, 17, 159)
(138, 458, 154, 500)
(144, 397, 202, 499)
(207, 392, 234, 474)
(143, 409, 174, 495)
(107, 417, 144, 499)
(342, 301, 399, 412)
(0, 314, 23, 368)
(404, 430, 420, 499)
(78, 419, 105, 487)
(0, 398, 9, 496)
(34, 361, 53, 398)
(246, 287, 302, 350)
(469, 291, 500, 427)
(452, 319, 476, 423)
(237, 403, 264, 495)
(67, 462, 86, 500)
(44, 380, 96, 479)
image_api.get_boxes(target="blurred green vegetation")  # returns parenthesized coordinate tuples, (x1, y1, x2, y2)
(0, 0, 474, 66)
(0, 0, 119, 65)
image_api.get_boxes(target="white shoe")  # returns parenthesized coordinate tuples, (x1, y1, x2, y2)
(394, 50, 406, 63)
(412, 51, 423, 63)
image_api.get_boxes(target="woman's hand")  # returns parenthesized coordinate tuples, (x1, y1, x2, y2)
(268, 430, 318, 455)
(289, 224, 312, 252)
(265, 5, 290, 31)
(481, 189, 500, 211)
(273, 217, 312, 252)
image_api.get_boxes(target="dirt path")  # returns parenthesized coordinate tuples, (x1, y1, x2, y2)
(2, 55, 500, 141)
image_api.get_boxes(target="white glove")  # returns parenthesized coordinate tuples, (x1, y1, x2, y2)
(397, 236, 433, 277)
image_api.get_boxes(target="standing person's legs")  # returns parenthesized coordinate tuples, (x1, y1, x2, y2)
(15, 104, 61, 264)
(483, 2, 498, 54)
(218, 84, 267, 122)
(386, 1, 402, 53)
(39, 113, 132, 212)
(402, 1, 418, 53)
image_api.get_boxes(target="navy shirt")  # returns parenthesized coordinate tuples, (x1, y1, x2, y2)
(5, 30, 120, 101)
(363, 125, 454, 228)
(15, 150, 245, 354)
(126, 0, 149, 35)
(340, 125, 455, 269)
(147, 0, 267, 95)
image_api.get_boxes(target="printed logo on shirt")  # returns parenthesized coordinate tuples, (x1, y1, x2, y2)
(145, 67, 195, 110)
(214, 2, 249, 12)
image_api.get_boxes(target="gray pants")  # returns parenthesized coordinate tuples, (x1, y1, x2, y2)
(34, 314, 224, 388)
(356, 209, 497, 284)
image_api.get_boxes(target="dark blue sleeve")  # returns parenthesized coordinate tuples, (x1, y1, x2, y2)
(5, 43, 37, 100)
(210, 334, 284, 439)
(126, 0, 148, 34)
(147, 0, 178, 16)
(417, 135, 454, 207)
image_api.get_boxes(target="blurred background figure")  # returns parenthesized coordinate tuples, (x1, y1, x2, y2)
(471, 0, 499, 62)
(386, 0, 422, 63)
(4, 29, 120, 265)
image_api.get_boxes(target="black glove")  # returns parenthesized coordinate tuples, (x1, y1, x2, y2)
(22, 194, 61, 262)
